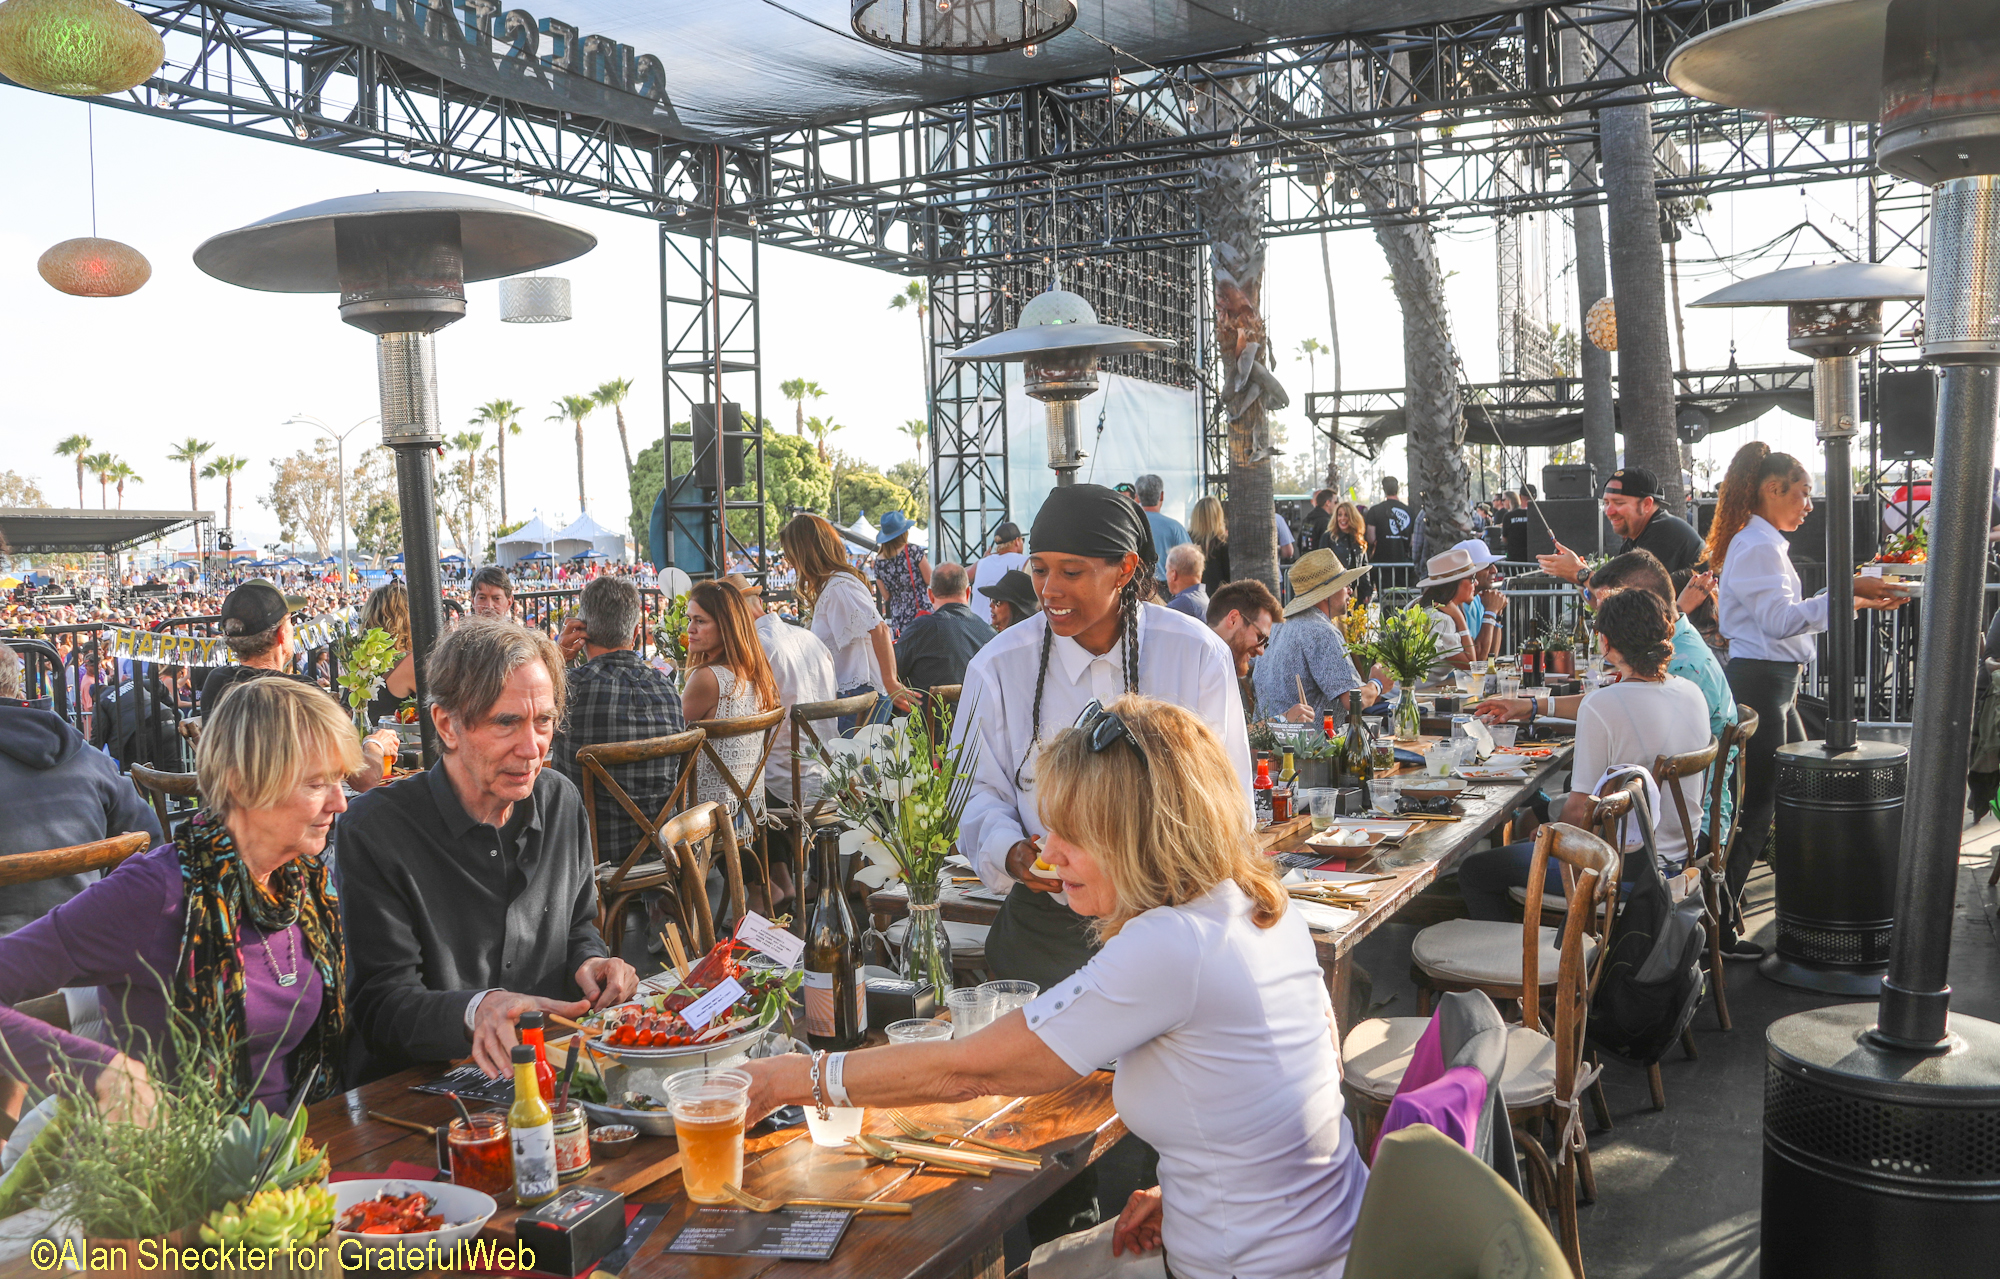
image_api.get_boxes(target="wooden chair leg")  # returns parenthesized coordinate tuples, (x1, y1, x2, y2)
(1555, 1149, 1585, 1279)
(1707, 872, 1734, 1032)
(1515, 1126, 1557, 1225)
(1647, 1061, 1666, 1112)
(1575, 1133, 1598, 1205)
(1587, 1054, 1614, 1133)
(1681, 1028, 1699, 1061)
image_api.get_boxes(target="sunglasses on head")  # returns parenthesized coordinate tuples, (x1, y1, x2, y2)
(1074, 699, 1146, 761)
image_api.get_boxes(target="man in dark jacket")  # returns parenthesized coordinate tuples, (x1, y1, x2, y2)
(893, 562, 996, 693)
(0, 641, 163, 936)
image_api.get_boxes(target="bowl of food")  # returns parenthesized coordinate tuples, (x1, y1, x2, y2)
(589, 1124, 639, 1160)
(333, 1181, 494, 1265)
(1398, 776, 1469, 802)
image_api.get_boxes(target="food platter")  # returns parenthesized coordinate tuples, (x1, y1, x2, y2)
(332, 1181, 494, 1263)
(1397, 776, 1469, 801)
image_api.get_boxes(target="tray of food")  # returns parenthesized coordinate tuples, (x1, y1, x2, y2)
(334, 1182, 495, 1261)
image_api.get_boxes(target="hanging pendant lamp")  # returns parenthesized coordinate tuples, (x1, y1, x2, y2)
(0, 0, 163, 96)
(851, 0, 1075, 56)
(39, 235, 149, 295)
(1584, 296, 1617, 351)
(499, 275, 573, 323)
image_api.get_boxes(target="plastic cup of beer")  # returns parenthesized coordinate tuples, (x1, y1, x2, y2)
(886, 1018, 954, 1043)
(665, 1067, 752, 1204)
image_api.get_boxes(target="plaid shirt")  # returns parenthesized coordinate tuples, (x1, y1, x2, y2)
(549, 649, 685, 864)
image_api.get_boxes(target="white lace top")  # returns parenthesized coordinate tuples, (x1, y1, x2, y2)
(693, 665, 767, 817)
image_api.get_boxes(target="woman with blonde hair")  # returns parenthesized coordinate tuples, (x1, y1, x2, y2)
(683, 579, 781, 819)
(361, 580, 417, 722)
(0, 677, 361, 1117)
(778, 513, 907, 728)
(747, 696, 1364, 1278)
(1188, 493, 1231, 592)
(1708, 441, 1908, 959)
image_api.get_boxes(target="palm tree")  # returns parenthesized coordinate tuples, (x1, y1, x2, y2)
(82, 452, 116, 508)
(166, 438, 213, 512)
(549, 394, 597, 515)
(201, 455, 249, 532)
(899, 418, 928, 465)
(779, 378, 825, 437)
(803, 415, 845, 465)
(1561, 26, 1618, 494)
(470, 399, 524, 526)
(54, 434, 92, 507)
(593, 378, 637, 481)
(888, 281, 931, 419)
(449, 429, 485, 554)
(108, 460, 141, 509)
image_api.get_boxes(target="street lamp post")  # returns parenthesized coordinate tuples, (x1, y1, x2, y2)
(286, 413, 377, 605)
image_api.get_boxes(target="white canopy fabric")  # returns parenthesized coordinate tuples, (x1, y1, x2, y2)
(553, 511, 629, 561)
(495, 515, 557, 568)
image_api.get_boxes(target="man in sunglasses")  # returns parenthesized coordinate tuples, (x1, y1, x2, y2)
(1204, 579, 1282, 712)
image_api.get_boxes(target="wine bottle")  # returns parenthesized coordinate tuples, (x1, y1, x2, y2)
(1343, 694, 1374, 811)
(805, 826, 867, 1051)
(509, 1043, 559, 1207)
(518, 1010, 556, 1102)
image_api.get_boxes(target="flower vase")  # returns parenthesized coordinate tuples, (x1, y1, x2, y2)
(901, 873, 954, 996)
(1395, 682, 1423, 741)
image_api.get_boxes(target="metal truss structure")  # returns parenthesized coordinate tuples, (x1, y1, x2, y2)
(30, 0, 1910, 568)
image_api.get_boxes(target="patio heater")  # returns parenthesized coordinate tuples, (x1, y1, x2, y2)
(1670, 2, 2000, 1272)
(194, 193, 594, 761)
(1690, 263, 1925, 996)
(945, 288, 1174, 486)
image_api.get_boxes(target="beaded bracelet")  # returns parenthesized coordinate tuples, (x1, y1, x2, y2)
(808, 1050, 830, 1120)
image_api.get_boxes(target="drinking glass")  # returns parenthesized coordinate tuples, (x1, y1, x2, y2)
(886, 1018, 954, 1043)
(805, 1106, 866, 1149)
(945, 987, 991, 1038)
(1423, 744, 1456, 777)
(1497, 675, 1521, 701)
(666, 1067, 752, 1204)
(1308, 789, 1340, 831)
(979, 980, 1039, 1020)
(1488, 724, 1519, 751)
(446, 1114, 511, 1195)
(1453, 668, 1477, 696)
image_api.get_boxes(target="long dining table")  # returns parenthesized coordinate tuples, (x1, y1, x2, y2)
(869, 736, 1575, 1030)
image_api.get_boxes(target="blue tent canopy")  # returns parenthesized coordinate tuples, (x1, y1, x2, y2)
(441, 553, 468, 564)
(386, 553, 405, 564)
(572, 548, 607, 559)
(520, 550, 555, 561)
(278, 556, 307, 566)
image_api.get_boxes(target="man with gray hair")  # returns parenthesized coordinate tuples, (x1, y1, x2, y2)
(1134, 473, 1190, 585)
(1163, 542, 1209, 620)
(548, 575, 685, 865)
(339, 616, 639, 1081)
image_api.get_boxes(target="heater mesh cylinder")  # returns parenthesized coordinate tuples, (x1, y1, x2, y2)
(1926, 176, 2000, 361)
(377, 332, 442, 445)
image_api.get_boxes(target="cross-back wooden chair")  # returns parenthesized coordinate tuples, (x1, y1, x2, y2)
(654, 801, 747, 952)
(577, 728, 705, 956)
(1346, 820, 1620, 1277)
(690, 705, 786, 910)
(763, 691, 881, 928)
(129, 763, 201, 838)
(1706, 706, 1760, 953)
(919, 685, 962, 741)
(0, 832, 152, 1042)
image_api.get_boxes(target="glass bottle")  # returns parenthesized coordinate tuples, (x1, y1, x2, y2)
(518, 1010, 556, 1102)
(508, 1044, 559, 1208)
(805, 827, 867, 1051)
(1252, 754, 1274, 824)
(1343, 694, 1374, 811)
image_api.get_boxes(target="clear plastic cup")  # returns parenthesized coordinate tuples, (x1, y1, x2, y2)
(979, 980, 1039, 1019)
(805, 1106, 866, 1149)
(886, 1018, 954, 1043)
(945, 987, 990, 1038)
(1307, 789, 1340, 831)
(1497, 675, 1521, 701)
(1423, 744, 1456, 777)
(665, 1067, 751, 1203)
(1488, 724, 1519, 751)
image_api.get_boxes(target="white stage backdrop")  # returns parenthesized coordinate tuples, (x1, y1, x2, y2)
(999, 370, 1204, 547)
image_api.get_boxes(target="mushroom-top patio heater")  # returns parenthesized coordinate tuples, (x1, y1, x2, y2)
(1671, 2, 2000, 1273)
(945, 288, 1174, 486)
(195, 192, 595, 761)
(1690, 263, 1925, 996)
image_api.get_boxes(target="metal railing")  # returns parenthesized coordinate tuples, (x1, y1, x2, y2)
(512, 588, 669, 659)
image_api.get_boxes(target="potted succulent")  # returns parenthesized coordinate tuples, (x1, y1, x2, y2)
(1294, 726, 1342, 791)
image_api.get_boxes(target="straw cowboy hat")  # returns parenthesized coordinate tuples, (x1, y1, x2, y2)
(1416, 547, 1483, 590)
(1284, 548, 1372, 617)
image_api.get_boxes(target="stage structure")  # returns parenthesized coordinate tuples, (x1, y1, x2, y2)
(14, 1, 1920, 568)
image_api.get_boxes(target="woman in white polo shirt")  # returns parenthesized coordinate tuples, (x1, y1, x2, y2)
(743, 698, 1366, 1279)
(1707, 442, 1908, 959)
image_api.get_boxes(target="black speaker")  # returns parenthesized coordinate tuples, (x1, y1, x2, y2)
(1878, 370, 1936, 460)
(1540, 464, 1597, 500)
(1527, 499, 1615, 557)
(1785, 497, 1878, 565)
(691, 402, 745, 489)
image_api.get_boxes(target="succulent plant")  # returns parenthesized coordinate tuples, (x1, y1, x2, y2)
(211, 1102, 325, 1203)
(199, 1184, 335, 1251)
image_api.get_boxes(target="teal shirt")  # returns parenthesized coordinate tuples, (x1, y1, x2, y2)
(1667, 614, 1737, 836)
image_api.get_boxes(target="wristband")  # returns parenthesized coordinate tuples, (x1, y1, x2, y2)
(1482, 616, 1502, 629)
(826, 1052, 852, 1107)
(809, 1050, 830, 1120)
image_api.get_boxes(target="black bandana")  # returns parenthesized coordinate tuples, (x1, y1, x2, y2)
(1029, 484, 1157, 568)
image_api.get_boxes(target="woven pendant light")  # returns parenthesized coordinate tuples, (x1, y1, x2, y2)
(852, 0, 1074, 55)
(1585, 296, 1618, 352)
(499, 275, 573, 323)
(38, 235, 149, 296)
(0, 0, 163, 96)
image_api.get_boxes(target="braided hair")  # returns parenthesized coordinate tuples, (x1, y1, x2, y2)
(1013, 557, 1147, 788)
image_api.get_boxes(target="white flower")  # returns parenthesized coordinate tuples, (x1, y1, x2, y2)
(841, 827, 903, 888)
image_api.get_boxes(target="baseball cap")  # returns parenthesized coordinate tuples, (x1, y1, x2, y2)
(1602, 467, 1660, 501)
(1451, 538, 1503, 567)
(992, 521, 1023, 545)
(218, 579, 305, 636)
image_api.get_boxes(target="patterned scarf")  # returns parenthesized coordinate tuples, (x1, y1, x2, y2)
(172, 811, 346, 1110)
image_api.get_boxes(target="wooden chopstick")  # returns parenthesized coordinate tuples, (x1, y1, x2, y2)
(664, 924, 692, 981)
(368, 1111, 438, 1136)
(547, 1013, 600, 1039)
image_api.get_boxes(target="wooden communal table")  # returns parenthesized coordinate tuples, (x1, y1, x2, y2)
(867, 741, 1574, 1030)
(312, 1064, 1124, 1279)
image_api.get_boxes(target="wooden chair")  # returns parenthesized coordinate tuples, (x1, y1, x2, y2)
(0, 831, 151, 888)
(763, 692, 881, 927)
(1706, 706, 1760, 958)
(1345, 821, 1620, 1277)
(129, 762, 201, 837)
(577, 728, 705, 956)
(689, 706, 785, 908)
(654, 801, 747, 952)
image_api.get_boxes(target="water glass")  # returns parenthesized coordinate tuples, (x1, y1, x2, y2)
(1488, 724, 1519, 751)
(1496, 675, 1521, 701)
(1307, 788, 1340, 831)
(886, 1018, 954, 1043)
(945, 987, 991, 1038)
(1423, 744, 1456, 777)
(979, 980, 1039, 1020)
(666, 1067, 752, 1204)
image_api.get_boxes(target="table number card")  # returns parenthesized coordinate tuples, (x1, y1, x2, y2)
(736, 911, 806, 967)
(680, 976, 747, 1030)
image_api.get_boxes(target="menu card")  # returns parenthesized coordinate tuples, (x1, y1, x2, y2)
(411, 1063, 512, 1105)
(665, 1207, 854, 1261)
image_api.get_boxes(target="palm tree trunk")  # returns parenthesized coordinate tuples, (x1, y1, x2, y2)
(795, 401, 805, 436)
(188, 462, 198, 513)
(1193, 72, 1283, 592)
(613, 404, 633, 479)
(1318, 231, 1343, 494)
(574, 418, 588, 515)
(497, 429, 509, 528)
(1563, 25, 1617, 501)
(75, 461, 84, 508)
(1599, 2, 1680, 510)
(225, 475, 234, 531)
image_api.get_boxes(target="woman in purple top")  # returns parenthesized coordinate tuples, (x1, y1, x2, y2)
(0, 678, 359, 1116)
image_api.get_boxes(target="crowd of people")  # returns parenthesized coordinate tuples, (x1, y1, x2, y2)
(0, 442, 1918, 1277)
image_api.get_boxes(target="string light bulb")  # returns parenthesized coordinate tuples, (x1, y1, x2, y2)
(1022, 42, 1037, 57)
(1228, 124, 1241, 147)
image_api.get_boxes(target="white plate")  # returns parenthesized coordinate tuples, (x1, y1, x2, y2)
(1310, 818, 1421, 840)
(1290, 900, 1360, 933)
(1459, 767, 1530, 782)
(334, 1180, 494, 1263)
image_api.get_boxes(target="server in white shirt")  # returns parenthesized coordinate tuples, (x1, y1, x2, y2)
(969, 520, 1027, 623)
(1708, 443, 1908, 959)
(957, 483, 1253, 988)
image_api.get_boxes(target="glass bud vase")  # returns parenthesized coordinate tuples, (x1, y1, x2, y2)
(1395, 682, 1423, 740)
(901, 872, 954, 997)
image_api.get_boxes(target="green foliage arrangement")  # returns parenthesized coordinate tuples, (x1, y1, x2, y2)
(1350, 604, 1446, 685)
(333, 626, 402, 723)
